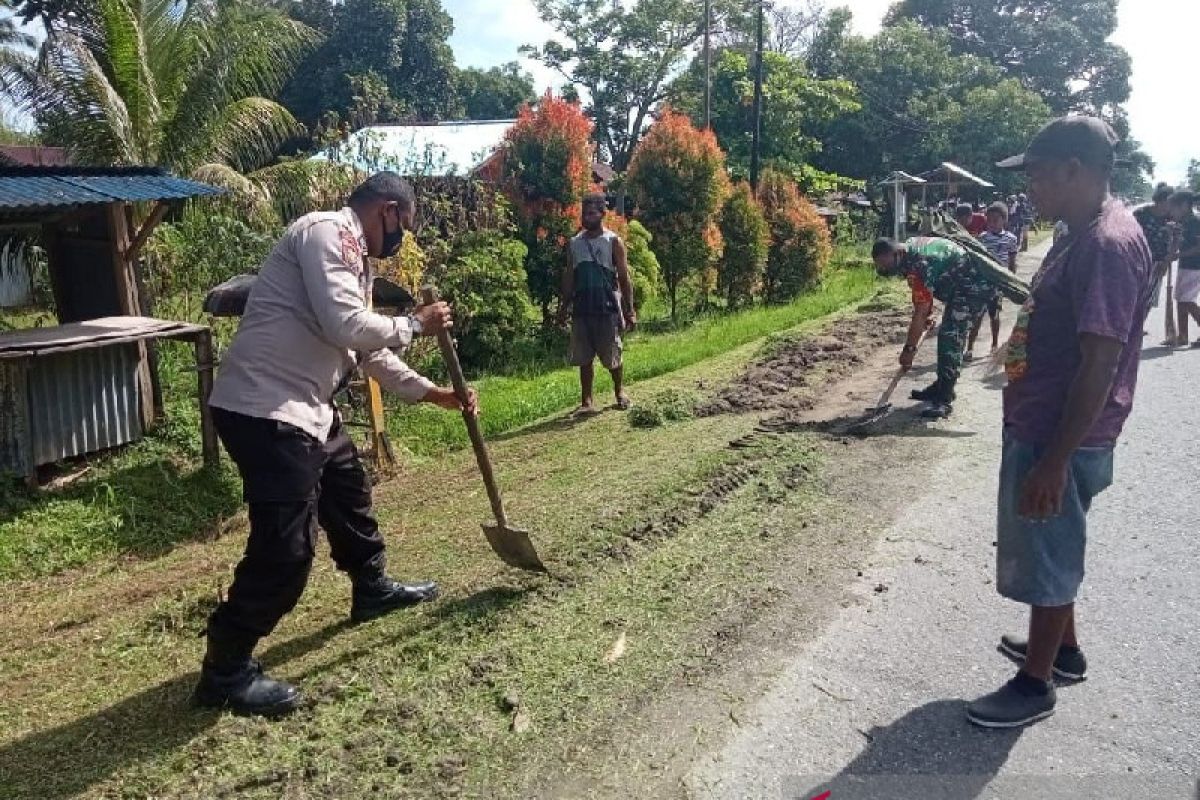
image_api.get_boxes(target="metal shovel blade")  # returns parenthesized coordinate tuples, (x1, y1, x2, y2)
(483, 523, 548, 573)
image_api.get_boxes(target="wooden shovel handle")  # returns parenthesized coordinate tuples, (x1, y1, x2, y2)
(421, 286, 508, 527)
(876, 327, 930, 408)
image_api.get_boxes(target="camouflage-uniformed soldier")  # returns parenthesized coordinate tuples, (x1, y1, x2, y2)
(872, 236, 998, 419)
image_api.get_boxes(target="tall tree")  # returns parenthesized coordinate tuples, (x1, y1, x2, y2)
(669, 48, 859, 180)
(886, 0, 1131, 116)
(281, 0, 458, 131)
(3, 0, 316, 174)
(523, 0, 749, 170)
(1188, 160, 1200, 194)
(457, 62, 536, 120)
(719, 0, 824, 57)
(805, 21, 999, 180)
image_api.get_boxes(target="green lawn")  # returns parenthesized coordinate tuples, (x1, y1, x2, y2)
(388, 265, 879, 455)
(0, 262, 880, 581)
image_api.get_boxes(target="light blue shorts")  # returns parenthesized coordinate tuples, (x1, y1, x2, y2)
(996, 432, 1114, 607)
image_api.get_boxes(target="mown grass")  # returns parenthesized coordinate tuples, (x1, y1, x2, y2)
(0, 262, 879, 581)
(0, 360, 846, 799)
(387, 265, 879, 455)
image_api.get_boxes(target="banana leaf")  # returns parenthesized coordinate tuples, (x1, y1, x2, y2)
(923, 210, 1031, 304)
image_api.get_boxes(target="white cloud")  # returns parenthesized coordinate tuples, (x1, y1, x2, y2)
(444, 0, 560, 93)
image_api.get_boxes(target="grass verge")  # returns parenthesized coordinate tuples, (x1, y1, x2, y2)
(388, 265, 878, 455)
(0, 267, 878, 581)
(0, 351, 843, 799)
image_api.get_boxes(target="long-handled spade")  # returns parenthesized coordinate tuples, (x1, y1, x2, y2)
(421, 287, 548, 574)
(846, 329, 930, 433)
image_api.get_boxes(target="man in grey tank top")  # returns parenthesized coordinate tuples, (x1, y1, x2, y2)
(557, 194, 637, 412)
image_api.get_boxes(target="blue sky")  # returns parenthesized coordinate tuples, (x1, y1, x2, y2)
(445, 0, 1199, 184)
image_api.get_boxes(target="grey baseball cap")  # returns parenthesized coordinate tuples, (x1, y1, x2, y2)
(996, 115, 1120, 171)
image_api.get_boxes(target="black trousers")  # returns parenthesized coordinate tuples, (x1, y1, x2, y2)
(208, 408, 386, 640)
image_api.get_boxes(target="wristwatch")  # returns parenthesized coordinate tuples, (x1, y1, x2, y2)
(407, 314, 424, 336)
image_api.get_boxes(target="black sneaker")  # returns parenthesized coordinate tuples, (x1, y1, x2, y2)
(910, 383, 941, 402)
(966, 673, 1056, 729)
(999, 634, 1088, 681)
(351, 576, 439, 623)
(921, 402, 953, 419)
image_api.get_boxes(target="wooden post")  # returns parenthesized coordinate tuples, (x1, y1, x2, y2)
(107, 202, 156, 428)
(194, 329, 219, 469)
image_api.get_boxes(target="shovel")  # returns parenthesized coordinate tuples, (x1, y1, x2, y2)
(847, 329, 930, 432)
(421, 286, 548, 574)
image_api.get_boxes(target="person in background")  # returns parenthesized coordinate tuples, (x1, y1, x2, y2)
(1133, 184, 1180, 325)
(558, 194, 637, 413)
(1018, 193, 1036, 250)
(1053, 219, 1070, 243)
(956, 202, 988, 236)
(967, 202, 1021, 359)
(967, 115, 1151, 729)
(1170, 191, 1200, 346)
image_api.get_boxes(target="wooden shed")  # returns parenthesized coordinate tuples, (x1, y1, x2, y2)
(0, 166, 224, 484)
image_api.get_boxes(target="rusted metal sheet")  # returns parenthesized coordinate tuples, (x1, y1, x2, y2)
(0, 344, 143, 478)
(28, 345, 142, 466)
(0, 360, 31, 477)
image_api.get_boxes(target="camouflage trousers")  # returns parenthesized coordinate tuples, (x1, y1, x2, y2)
(935, 294, 991, 403)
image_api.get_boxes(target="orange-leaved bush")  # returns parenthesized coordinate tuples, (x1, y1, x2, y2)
(756, 167, 832, 304)
(626, 108, 730, 319)
(717, 181, 769, 309)
(501, 91, 596, 321)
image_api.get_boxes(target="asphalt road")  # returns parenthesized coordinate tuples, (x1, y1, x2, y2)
(685, 241, 1200, 800)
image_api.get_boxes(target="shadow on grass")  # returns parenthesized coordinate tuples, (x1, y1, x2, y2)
(491, 410, 592, 443)
(0, 620, 339, 800)
(286, 585, 538, 686)
(0, 458, 240, 579)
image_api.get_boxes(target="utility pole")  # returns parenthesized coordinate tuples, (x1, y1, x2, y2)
(750, 0, 765, 190)
(703, 0, 711, 130)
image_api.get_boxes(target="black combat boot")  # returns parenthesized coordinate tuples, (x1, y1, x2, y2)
(910, 381, 941, 402)
(192, 626, 300, 718)
(350, 570, 439, 623)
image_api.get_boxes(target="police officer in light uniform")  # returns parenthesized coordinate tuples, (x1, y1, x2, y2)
(195, 172, 478, 717)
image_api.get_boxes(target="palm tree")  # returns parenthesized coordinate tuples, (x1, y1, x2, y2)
(0, 0, 328, 217)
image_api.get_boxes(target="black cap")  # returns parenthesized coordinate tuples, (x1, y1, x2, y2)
(996, 116, 1120, 172)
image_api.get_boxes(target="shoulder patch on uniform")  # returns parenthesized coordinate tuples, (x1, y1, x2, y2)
(339, 228, 363, 273)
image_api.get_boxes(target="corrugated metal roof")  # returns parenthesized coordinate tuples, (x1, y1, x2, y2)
(0, 167, 224, 210)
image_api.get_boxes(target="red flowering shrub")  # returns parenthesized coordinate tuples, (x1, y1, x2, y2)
(626, 109, 730, 319)
(756, 167, 832, 303)
(501, 92, 595, 320)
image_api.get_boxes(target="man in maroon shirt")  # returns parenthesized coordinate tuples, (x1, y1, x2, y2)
(966, 117, 1152, 728)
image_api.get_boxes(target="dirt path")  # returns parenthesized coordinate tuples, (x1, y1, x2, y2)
(527, 293, 959, 798)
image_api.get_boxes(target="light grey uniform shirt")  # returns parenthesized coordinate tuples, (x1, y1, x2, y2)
(209, 207, 434, 442)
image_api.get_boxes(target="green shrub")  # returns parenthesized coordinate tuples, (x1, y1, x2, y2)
(144, 208, 278, 314)
(438, 231, 537, 370)
(606, 215, 662, 308)
(757, 168, 833, 304)
(717, 182, 770, 309)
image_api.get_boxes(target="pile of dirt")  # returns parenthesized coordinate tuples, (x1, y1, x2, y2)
(697, 305, 910, 417)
